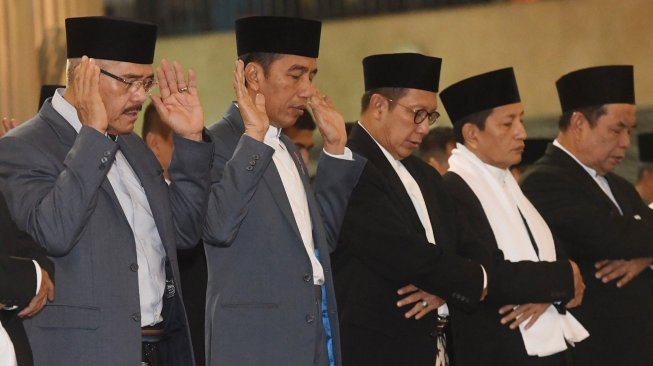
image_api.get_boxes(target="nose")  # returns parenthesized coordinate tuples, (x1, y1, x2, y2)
(298, 76, 316, 99)
(619, 129, 631, 148)
(130, 85, 148, 104)
(415, 118, 430, 135)
(515, 122, 527, 140)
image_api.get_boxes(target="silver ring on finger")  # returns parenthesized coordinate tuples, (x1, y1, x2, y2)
(420, 300, 428, 308)
(179, 86, 188, 92)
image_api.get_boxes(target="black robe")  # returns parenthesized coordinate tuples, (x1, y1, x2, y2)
(521, 144, 653, 366)
(332, 124, 485, 366)
(0, 192, 54, 366)
(442, 172, 574, 366)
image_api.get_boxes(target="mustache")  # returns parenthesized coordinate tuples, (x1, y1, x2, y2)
(123, 105, 143, 114)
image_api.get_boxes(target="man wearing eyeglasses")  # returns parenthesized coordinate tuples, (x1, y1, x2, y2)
(0, 16, 212, 366)
(331, 53, 487, 366)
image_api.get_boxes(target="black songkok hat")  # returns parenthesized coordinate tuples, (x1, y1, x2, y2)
(38, 85, 63, 111)
(521, 138, 552, 166)
(556, 65, 635, 112)
(638, 133, 653, 163)
(440, 67, 521, 124)
(235, 16, 321, 58)
(66, 16, 157, 64)
(363, 53, 442, 92)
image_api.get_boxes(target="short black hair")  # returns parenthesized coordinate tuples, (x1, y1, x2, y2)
(452, 108, 494, 144)
(420, 126, 455, 164)
(558, 104, 607, 131)
(360, 87, 409, 113)
(239, 52, 282, 77)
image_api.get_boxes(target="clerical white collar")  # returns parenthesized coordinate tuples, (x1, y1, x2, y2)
(553, 139, 600, 178)
(456, 143, 510, 184)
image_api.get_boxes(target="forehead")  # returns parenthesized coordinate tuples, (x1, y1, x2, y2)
(270, 54, 318, 72)
(397, 88, 438, 108)
(600, 103, 637, 125)
(99, 59, 153, 76)
(488, 102, 524, 120)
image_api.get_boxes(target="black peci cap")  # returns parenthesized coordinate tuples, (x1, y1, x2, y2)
(235, 16, 321, 58)
(556, 65, 635, 112)
(66, 16, 157, 64)
(440, 67, 521, 124)
(363, 53, 442, 92)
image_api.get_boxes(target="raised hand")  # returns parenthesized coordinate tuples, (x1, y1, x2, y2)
(232, 59, 269, 142)
(594, 257, 653, 288)
(309, 89, 347, 155)
(0, 117, 17, 137)
(499, 303, 550, 330)
(70, 56, 108, 133)
(396, 284, 445, 320)
(151, 59, 204, 142)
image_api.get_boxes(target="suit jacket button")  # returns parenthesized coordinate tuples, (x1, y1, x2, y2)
(246, 166, 254, 171)
(101, 156, 108, 163)
(130, 263, 139, 272)
(132, 313, 141, 322)
(103, 150, 111, 157)
(305, 314, 315, 323)
(99, 163, 106, 170)
(252, 154, 260, 160)
(249, 160, 256, 166)
(303, 273, 312, 282)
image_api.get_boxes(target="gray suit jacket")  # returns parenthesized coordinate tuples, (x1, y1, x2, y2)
(203, 103, 365, 366)
(0, 100, 213, 366)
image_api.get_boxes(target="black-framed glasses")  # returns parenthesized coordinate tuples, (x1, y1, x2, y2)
(385, 97, 440, 125)
(100, 69, 157, 93)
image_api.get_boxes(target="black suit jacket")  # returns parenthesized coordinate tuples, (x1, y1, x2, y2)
(0, 192, 53, 366)
(442, 172, 573, 366)
(521, 144, 653, 366)
(332, 124, 485, 366)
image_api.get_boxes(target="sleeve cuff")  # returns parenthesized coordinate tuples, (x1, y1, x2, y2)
(322, 147, 353, 161)
(481, 264, 488, 290)
(32, 260, 42, 295)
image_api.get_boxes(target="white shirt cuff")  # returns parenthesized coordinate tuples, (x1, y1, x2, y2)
(32, 260, 42, 295)
(322, 147, 353, 161)
(481, 264, 488, 290)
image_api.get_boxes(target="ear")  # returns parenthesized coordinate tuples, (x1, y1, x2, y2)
(145, 133, 160, 153)
(369, 94, 390, 118)
(244, 62, 263, 92)
(461, 122, 479, 149)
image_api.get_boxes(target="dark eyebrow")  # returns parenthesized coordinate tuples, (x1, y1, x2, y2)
(288, 65, 318, 76)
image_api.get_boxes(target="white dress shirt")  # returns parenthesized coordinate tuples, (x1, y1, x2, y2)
(52, 89, 166, 326)
(553, 140, 622, 214)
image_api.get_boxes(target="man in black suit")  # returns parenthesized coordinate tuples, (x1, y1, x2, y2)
(331, 53, 487, 366)
(521, 65, 653, 366)
(0, 190, 54, 365)
(438, 67, 586, 366)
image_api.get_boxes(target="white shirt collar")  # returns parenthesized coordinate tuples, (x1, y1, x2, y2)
(51, 88, 82, 134)
(357, 120, 402, 169)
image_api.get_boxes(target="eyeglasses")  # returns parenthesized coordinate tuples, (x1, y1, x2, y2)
(100, 69, 157, 93)
(384, 97, 440, 125)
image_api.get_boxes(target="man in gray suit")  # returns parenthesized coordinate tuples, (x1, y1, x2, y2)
(0, 17, 212, 365)
(203, 16, 366, 366)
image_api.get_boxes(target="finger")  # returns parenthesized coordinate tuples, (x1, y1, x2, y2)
(600, 266, 627, 283)
(397, 284, 418, 295)
(157, 64, 171, 99)
(595, 259, 610, 269)
(498, 304, 515, 315)
(617, 272, 634, 288)
(254, 93, 266, 114)
(187, 69, 197, 95)
(524, 308, 546, 330)
(500, 306, 524, 324)
(397, 292, 423, 307)
(595, 261, 622, 279)
(404, 303, 423, 319)
(173, 61, 187, 92)
(18, 294, 43, 318)
(161, 59, 178, 96)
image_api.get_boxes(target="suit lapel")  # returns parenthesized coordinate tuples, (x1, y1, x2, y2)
(548, 145, 623, 215)
(348, 124, 424, 232)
